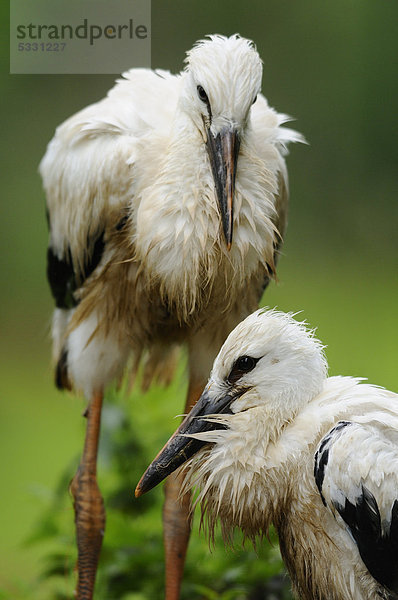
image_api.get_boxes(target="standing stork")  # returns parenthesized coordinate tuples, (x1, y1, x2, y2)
(137, 309, 398, 600)
(40, 35, 302, 599)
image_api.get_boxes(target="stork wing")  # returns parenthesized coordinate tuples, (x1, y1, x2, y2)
(314, 418, 398, 596)
(40, 68, 180, 308)
(249, 95, 302, 299)
(251, 94, 301, 245)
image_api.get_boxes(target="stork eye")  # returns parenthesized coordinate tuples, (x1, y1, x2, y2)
(236, 355, 257, 372)
(228, 355, 259, 384)
(197, 85, 209, 103)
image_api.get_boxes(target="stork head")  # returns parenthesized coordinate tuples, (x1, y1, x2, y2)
(136, 309, 328, 498)
(180, 35, 263, 249)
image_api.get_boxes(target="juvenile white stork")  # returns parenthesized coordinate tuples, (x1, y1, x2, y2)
(40, 35, 302, 599)
(137, 309, 398, 600)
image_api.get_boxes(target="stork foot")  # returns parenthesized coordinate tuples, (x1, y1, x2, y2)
(70, 391, 105, 600)
(163, 472, 192, 600)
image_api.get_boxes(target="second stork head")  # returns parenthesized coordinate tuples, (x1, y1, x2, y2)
(180, 35, 263, 249)
(136, 309, 328, 497)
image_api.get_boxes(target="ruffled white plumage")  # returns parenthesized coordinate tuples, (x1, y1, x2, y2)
(41, 36, 302, 396)
(167, 309, 398, 599)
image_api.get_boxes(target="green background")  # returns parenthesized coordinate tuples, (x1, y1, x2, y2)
(1, 1, 397, 598)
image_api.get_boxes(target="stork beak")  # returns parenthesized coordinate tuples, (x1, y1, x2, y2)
(206, 126, 240, 250)
(135, 387, 234, 497)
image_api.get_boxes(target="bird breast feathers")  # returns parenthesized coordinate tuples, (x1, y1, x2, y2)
(132, 138, 281, 317)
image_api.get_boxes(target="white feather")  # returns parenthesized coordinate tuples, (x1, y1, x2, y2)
(41, 35, 302, 396)
(178, 309, 398, 600)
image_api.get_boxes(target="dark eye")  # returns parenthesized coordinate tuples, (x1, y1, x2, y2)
(236, 356, 257, 372)
(228, 355, 259, 384)
(197, 85, 209, 103)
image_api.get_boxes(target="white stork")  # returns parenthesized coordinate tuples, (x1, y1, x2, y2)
(136, 309, 398, 600)
(40, 35, 302, 599)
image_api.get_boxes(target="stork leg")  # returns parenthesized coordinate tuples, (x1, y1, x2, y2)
(70, 390, 105, 600)
(163, 376, 205, 600)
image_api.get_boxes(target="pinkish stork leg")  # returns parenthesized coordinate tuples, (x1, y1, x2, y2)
(163, 376, 205, 600)
(70, 391, 105, 600)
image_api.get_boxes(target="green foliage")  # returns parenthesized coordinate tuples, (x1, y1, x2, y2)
(26, 386, 292, 599)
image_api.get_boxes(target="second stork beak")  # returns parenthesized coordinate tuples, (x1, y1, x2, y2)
(135, 387, 235, 497)
(206, 126, 240, 250)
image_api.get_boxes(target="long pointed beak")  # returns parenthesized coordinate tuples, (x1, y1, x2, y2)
(135, 387, 235, 497)
(206, 126, 240, 250)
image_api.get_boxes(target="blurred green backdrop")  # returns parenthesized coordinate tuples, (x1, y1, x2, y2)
(1, 0, 397, 598)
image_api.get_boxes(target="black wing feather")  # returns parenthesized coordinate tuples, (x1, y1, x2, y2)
(334, 487, 398, 596)
(46, 229, 105, 309)
(314, 421, 352, 507)
(47, 246, 78, 309)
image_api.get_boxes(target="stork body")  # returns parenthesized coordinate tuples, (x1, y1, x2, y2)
(41, 35, 301, 599)
(137, 310, 398, 600)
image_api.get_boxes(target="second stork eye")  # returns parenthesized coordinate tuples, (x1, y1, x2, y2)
(197, 85, 209, 103)
(228, 355, 259, 384)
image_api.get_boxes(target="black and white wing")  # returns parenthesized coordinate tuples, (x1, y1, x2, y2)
(314, 418, 398, 597)
(40, 69, 179, 384)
